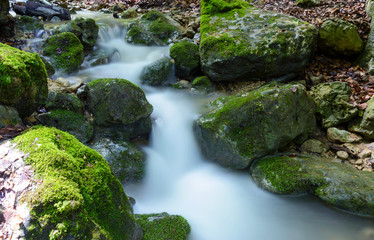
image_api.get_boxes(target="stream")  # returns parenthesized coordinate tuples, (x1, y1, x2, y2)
(48, 12, 374, 240)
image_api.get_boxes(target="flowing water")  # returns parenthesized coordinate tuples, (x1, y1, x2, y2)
(60, 14, 374, 240)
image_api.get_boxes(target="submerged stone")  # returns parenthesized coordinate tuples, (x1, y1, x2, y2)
(310, 81, 357, 128)
(194, 83, 316, 169)
(199, 0, 318, 82)
(43, 32, 84, 74)
(0, 43, 48, 117)
(135, 212, 190, 240)
(13, 126, 142, 239)
(318, 18, 364, 56)
(250, 155, 374, 216)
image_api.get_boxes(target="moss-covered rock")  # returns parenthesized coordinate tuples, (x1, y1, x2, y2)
(170, 41, 200, 78)
(13, 126, 142, 239)
(349, 96, 374, 139)
(42, 32, 84, 74)
(310, 81, 358, 128)
(327, 127, 362, 143)
(199, 0, 318, 82)
(0, 43, 48, 117)
(125, 10, 180, 46)
(86, 78, 153, 139)
(40, 56, 55, 77)
(135, 212, 190, 240)
(357, 4, 374, 74)
(140, 57, 174, 86)
(194, 83, 316, 169)
(250, 154, 374, 216)
(15, 15, 44, 36)
(90, 138, 145, 183)
(58, 18, 99, 53)
(0, 105, 22, 127)
(191, 76, 215, 92)
(121, 7, 138, 19)
(318, 18, 364, 56)
(37, 110, 93, 143)
(45, 91, 83, 113)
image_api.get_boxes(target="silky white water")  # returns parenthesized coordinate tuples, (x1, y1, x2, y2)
(68, 17, 374, 240)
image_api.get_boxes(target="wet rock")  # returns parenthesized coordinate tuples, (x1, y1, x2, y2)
(86, 78, 153, 139)
(0, 105, 22, 128)
(37, 110, 93, 143)
(300, 139, 325, 154)
(170, 41, 200, 79)
(45, 91, 83, 113)
(318, 18, 364, 57)
(135, 212, 190, 240)
(125, 10, 181, 46)
(15, 15, 44, 37)
(43, 32, 84, 74)
(90, 138, 146, 183)
(140, 57, 174, 86)
(336, 150, 349, 160)
(191, 76, 215, 92)
(40, 57, 55, 77)
(250, 154, 374, 216)
(58, 17, 99, 53)
(327, 127, 362, 143)
(199, 0, 317, 82)
(0, 43, 48, 117)
(194, 83, 316, 169)
(121, 7, 139, 19)
(16, 1, 71, 20)
(310, 82, 358, 128)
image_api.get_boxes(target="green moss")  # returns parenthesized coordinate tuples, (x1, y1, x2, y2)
(0, 43, 48, 117)
(135, 213, 190, 240)
(141, 10, 167, 21)
(148, 19, 176, 43)
(13, 126, 138, 239)
(45, 91, 83, 113)
(43, 32, 84, 74)
(170, 41, 199, 69)
(200, 0, 251, 15)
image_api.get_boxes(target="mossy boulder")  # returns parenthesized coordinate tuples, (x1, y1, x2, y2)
(140, 57, 174, 86)
(349, 96, 374, 139)
(191, 76, 215, 92)
(356, 4, 374, 74)
(13, 126, 142, 239)
(310, 81, 358, 128)
(318, 18, 364, 56)
(0, 105, 22, 128)
(15, 15, 44, 36)
(42, 32, 84, 74)
(121, 7, 138, 19)
(125, 10, 180, 46)
(58, 17, 99, 53)
(170, 41, 200, 78)
(250, 155, 374, 216)
(40, 57, 55, 77)
(135, 212, 190, 240)
(37, 110, 93, 143)
(327, 127, 362, 143)
(0, 43, 48, 117)
(199, 0, 318, 82)
(86, 78, 153, 139)
(194, 83, 316, 169)
(45, 91, 83, 113)
(90, 138, 146, 183)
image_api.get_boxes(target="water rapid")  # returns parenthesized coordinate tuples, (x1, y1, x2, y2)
(67, 15, 374, 240)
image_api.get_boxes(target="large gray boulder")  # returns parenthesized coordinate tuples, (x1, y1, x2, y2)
(310, 81, 358, 128)
(13, 1, 71, 20)
(250, 155, 374, 216)
(86, 78, 153, 139)
(199, 0, 318, 82)
(194, 83, 316, 169)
